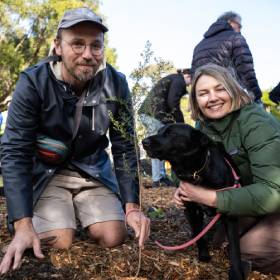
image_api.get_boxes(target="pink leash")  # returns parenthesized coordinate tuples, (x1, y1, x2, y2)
(155, 158, 241, 251)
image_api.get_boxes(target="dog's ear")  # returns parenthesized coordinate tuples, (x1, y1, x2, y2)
(192, 130, 210, 147)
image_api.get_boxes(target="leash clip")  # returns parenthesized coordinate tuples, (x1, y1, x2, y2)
(192, 171, 201, 182)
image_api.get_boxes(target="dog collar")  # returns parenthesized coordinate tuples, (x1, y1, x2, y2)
(192, 150, 210, 183)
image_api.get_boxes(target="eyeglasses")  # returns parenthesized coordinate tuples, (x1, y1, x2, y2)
(61, 39, 104, 56)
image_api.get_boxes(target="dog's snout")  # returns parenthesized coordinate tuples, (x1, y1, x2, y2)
(142, 138, 151, 148)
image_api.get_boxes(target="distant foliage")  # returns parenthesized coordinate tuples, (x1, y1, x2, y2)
(0, 0, 116, 111)
(262, 90, 280, 120)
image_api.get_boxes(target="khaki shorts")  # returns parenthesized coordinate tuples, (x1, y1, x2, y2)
(33, 174, 125, 233)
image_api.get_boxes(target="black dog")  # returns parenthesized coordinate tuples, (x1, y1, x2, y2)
(142, 123, 246, 280)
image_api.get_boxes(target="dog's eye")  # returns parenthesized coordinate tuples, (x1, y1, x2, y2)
(164, 132, 177, 137)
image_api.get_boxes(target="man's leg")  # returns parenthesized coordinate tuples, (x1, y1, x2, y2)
(88, 221, 127, 248)
(240, 213, 280, 274)
(38, 229, 75, 249)
(33, 184, 77, 249)
(74, 185, 126, 248)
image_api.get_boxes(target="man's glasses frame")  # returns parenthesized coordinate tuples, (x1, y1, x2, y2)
(61, 39, 104, 56)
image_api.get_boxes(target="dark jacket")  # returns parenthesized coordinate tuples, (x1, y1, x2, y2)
(1, 57, 139, 227)
(269, 82, 280, 104)
(138, 74, 187, 124)
(201, 104, 280, 216)
(191, 19, 262, 101)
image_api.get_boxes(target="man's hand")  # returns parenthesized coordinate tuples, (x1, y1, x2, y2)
(125, 204, 150, 248)
(0, 217, 44, 274)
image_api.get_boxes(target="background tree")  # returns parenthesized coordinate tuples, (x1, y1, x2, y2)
(0, 0, 117, 111)
(262, 90, 280, 120)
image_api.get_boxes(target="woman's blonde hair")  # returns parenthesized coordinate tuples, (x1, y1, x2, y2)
(189, 64, 253, 122)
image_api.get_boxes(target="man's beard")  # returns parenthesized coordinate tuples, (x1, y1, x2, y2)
(62, 57, 99, 82)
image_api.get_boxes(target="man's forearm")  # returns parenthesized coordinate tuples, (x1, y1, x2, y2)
(125, 202, 140, 212)
(14, 217, 33, 231)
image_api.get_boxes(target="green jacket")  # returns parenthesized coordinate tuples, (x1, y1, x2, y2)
(201, 104, 280, 216)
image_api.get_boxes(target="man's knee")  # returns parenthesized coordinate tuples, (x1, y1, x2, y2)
(88, 221, 127, 248)
(39, 229, 75, 249)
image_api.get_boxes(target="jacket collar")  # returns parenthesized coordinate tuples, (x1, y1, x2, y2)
(204, 19, 233, 38)
(203, 108, 241, 134)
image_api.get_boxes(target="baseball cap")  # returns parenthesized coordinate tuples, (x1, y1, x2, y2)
(57, 7, 108, 33)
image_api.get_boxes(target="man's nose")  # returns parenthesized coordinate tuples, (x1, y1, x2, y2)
(82, 46, 94, 59)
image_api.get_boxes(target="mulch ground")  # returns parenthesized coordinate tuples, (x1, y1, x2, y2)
(0, 180, 279, 280)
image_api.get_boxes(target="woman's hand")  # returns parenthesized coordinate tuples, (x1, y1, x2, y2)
(174, 181, 218, 208)
(173, 187, 187, 208)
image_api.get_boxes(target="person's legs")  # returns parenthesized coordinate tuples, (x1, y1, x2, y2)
(240, 213, 280, 274)
(159, 160, 167, 178)
(33, 183, 77, 249)
(139, 114, 167, 184)
(151, 158, 162, 182)
(38, 229, 75, 249)
(74, 185, 126, 248)
(88, 221, 126, 248)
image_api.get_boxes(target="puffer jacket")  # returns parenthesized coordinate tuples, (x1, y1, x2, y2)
(191, 20, 262, 101)
(269, 82, 280, 104)
(201, 104, 280, 216)
(1, 57, 139, 228)
(138, 74, 187, 124)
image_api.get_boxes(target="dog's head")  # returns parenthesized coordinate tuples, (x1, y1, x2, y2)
(142, 123, 210, 161)
(142, 123, 211, 181)
(142, 123, 237, 187)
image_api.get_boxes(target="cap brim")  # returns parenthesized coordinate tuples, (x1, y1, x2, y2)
(59, 19, 108, 32)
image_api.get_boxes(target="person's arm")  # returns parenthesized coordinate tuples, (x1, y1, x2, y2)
(166, 76, 186, 123)
(0, 72, 43, 274)
(109, 75, 150, 247)
(173, 182, 217, 208)
(216, 110, 280, 216)
(232, 34, 262, 101)
(0, 218, 43, 274)
(2, 73, 40, 224)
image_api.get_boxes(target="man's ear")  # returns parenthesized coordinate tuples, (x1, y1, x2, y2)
(53, 38, 62, 56)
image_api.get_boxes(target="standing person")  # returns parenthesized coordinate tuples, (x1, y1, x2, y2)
(174, 64, 280, 274)
(138, 69, 191, 188)
(191, 11, 262, 103)
(269, 82, 280, 104)
(0, 7, 150, 274)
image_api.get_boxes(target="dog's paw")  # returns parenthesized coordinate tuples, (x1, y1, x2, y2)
(198, 251, 211, 262)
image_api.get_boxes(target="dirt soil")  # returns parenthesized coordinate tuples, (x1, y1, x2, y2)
(0, 180, 279, 280)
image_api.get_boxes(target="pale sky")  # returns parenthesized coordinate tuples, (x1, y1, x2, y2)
(100, 0, 280, 90)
